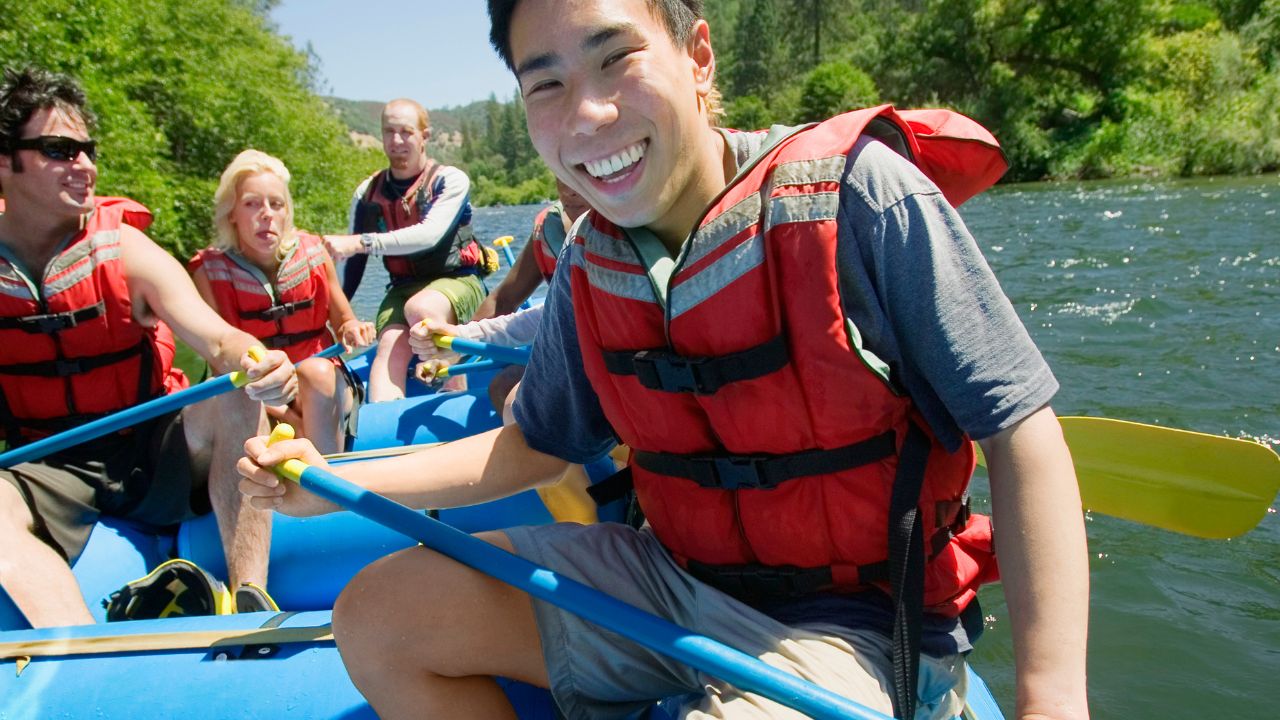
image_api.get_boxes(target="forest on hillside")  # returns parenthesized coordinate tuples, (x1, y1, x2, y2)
(705, 0, 1280, 181)
(2, 0, 1277, 257)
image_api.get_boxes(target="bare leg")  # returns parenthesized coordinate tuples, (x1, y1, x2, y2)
(0, 480, 93, 627)
(367, 325, 412, 402)
(333, 531, 547, 719)
(369, 288, 461, 401)
(404, 288, 468, 392)
(183, 392, 271, 589)
(295, 357, 345, 455)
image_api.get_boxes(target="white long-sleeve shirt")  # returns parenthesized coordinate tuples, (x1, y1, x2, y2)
(454, 304, 543, 348)
(347, 165, 472, 256)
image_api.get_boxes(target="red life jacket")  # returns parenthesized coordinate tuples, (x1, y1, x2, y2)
(0, 197, 188, 444)
(352, 166, 491, 283)
(189, 233, 332, 363)
(571, 106, 1007, 616)
(531, 202, 567, 282)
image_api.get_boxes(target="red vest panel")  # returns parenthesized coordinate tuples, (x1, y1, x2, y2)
(531, 202, 567, 282)
(189, 233, 332, 363)
(0, 198, 187, 442)
(570, 106, 1006, 616)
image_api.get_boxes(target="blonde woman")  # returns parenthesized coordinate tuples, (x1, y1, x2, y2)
(190, 150, 374, 453)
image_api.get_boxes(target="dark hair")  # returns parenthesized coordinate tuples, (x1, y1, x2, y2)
(487, 0, 704, 71)
(0, 67, 95, 173)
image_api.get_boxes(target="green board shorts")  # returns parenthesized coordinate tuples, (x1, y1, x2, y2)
(503, 522, 968, 719)
(375, 274, 487, 332)
(1, 409, 211, 565)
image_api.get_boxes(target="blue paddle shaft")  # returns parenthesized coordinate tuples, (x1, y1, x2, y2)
(498, 244, 518, 268)
(444, 337, 531, 366)
(293, 463, 891, 720)
(0, 344, 343, 469)
(445, 359, 503, 376)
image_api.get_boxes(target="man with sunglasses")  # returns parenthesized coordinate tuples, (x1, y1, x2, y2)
(0, 66, 298, 627)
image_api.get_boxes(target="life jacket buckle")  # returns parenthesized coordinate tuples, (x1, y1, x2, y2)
(24, 312, 75, 333)
(711, 456, 768, 490)
(53, 358, 85, 376)
(260, 306, 289, 322)
(631, 350, 708, 394)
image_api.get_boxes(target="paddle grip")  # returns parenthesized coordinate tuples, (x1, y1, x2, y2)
(230, 345, 268, 388)
(492, 235, 518, 267)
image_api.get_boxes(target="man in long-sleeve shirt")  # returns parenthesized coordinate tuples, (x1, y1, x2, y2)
(323, 99, 492, 401)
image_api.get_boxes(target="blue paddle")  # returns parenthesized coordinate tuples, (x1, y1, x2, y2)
(264, 424, 892, 720)
(0, 344, 344, 469)
(432, 335, 531, 366)
(492, 235, 533, 311)
(492, 235, 519, 269)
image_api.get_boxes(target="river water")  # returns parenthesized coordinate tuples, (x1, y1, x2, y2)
(350, 174, 1279, 720)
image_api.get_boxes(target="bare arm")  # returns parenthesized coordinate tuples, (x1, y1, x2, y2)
(979, 405, 1090, 720)
(322, 258, 375, 350)
(120, 225, 296, 403)
(324, 259, 358, 330)
(473, 239, 545, 321)
(239, 423, 570, 516)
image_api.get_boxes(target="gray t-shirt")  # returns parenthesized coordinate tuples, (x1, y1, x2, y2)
(514, 132, 1057, 461)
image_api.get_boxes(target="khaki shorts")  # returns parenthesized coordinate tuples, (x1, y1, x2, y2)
(376, 274, 487, 332)
(503, 523, 967, 720)
(1, 410, 210, 564)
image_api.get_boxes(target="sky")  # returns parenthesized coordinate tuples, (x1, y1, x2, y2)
(270, 1, 519, 108)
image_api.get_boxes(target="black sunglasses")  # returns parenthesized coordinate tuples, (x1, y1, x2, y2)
(10, 135, 97, 163)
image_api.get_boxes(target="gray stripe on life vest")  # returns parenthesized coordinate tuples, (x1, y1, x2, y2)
(685, 193, 761, 268)
(205, 265, 271, 298)
(584, 255, 659, 304)
(669, 232, 764, 319)
(769, 192, 840, 227)
(45, 232, 122, 297)
(0, 270, 34, 301)
(275, 245, 322, 293)
(771, 155, 847, 189)
(581, 233, 642, 266)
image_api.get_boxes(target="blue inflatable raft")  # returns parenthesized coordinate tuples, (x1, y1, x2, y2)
(0, 355, 1008, 719)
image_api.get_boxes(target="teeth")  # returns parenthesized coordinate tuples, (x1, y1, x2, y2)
(584, 142, 645, 179)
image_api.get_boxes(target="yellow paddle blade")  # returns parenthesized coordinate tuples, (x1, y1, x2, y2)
(976, 416, 1280, 538)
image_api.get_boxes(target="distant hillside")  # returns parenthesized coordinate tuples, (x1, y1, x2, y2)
(326, 96, 497, 138)
(326, 97, 383, 137)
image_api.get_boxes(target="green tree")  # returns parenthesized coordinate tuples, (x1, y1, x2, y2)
(795, 62, 879, 123)
(0, 0, 383, 256)
(725, 0, 785, 99)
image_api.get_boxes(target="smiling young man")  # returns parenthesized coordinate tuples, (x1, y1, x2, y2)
(0, 67, 297, 626)
(239, 1, 1090, 718)
(322, 99, 493, 402)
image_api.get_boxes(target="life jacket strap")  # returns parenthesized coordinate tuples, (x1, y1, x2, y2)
(684, 560, 891, 601)
(584, 464, 634, 506)
(0, 301, 106, 334)
(887, 421, 930, 720)
(0, 338, 146, 378)
(262, 327, 326, 350)
(633, 431, 896, 490)
(239, 297, 314, 323)
(601, 334, 789, 395)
